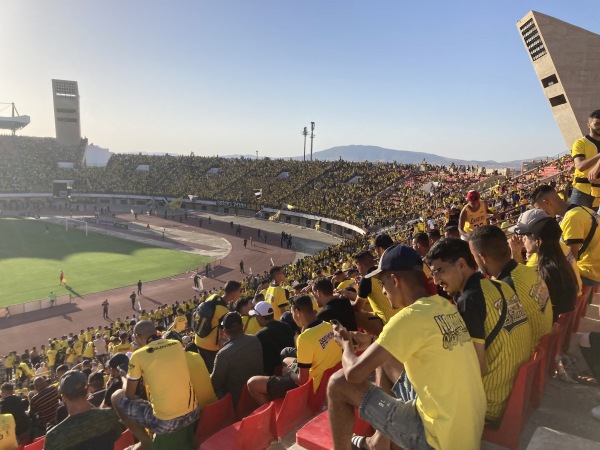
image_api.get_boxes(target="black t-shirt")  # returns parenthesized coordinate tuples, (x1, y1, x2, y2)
(357, 267, 378, 298)
(0, 394, 31, 435)
(316, 296, 358, 331)
(255, 320, 295, 375)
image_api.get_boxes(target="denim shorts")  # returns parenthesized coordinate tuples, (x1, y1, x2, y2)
(358, 375, 433, 450)
(569, 187, 595, 209)
(118, 396, 199, 435)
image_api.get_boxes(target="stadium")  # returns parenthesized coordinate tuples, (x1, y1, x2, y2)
(1, 7, 600, 450)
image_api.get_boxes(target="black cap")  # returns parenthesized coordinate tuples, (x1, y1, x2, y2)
(108, 353, 129, 371)
(220, 312, 243, 330)
(365, 244, 423, 279)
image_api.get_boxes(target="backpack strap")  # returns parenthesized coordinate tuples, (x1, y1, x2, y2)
(485, 280, 508, 350)
(577, 207, 598, 259)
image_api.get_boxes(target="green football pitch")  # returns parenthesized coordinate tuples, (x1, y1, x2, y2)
(0, 218, 212, 307)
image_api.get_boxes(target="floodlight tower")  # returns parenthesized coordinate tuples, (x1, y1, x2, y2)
(310, 122, 316, 162)
(302, 127, 308, 161)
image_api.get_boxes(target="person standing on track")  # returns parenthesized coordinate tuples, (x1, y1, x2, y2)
(102, 299, 109, 319)
(59, 270, 64, 285)
(130, 292, 136, 310)
(137, 280, 142, 296)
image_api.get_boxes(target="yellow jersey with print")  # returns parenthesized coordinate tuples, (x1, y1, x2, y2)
(561, 205, 600, 283)
(264, 284, 289, 321)
(0, 414, 17, 450)
(498, 261, 552, 349)
(571, 135, 600, 197)
(377, 295, 486, 450)
(357, 271, 398, 323)
(463, 204, 488, 233)
(128, 339, 196, 420)
(456, 273, 532, 422)
(185, 351, 218, 409)
(296, 320, 342, 392)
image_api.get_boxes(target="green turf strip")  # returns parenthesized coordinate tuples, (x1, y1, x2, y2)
(0, 217, 211, 307)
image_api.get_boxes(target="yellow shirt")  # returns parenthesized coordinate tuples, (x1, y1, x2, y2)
(46, 349, 58, 367)
(65, 348, 76, 364)
(571, 136, 600, 197)
(264, 284, 289, 321)
(561, 205, 600, 283)
(242, 315, 263, 335)
(377, 295, 486, 450)
(83, 342, 95, 358)
(358, 274, 398, 323)
(463, 203, 488, 233)
(73, 340, 84, 357)
(185, 352, 218, 409)
(0, 414, 17, 450)
(526, 241, 582, 295)
(296, 321, 342, 392)
(4, 355, 14, 370)
(112, 343, 134, 355)
(172, 315, 188, 333)
(128, 339, 196, 420)
(336, 279, 355, 291)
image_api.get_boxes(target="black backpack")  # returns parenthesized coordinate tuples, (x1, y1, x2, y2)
(193, 295, 228, 344)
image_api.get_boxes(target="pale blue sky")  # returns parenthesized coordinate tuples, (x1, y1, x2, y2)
(1, 1, 598, 161)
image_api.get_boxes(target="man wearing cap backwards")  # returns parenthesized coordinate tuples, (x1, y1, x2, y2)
(112, 320, 199, 449)
(425, 238, 532, 423)
(469, 225, 553, 348)
(459, 190, 489, 239)
(44, 370, 123, 450)
(531, 184, 600, 288)
(328, 244, 486, 450)
(210, 312, 263, 405)
(250, 301, 295, 375)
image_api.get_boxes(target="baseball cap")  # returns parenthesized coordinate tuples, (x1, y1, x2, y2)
(365, 244, 423, 279)
(220, 312, 243, 330)
(60, 370, 88, 398)
(108, 353, 129, 371)
(249, 301, 274, 317)
(512, 209, 552, 236)
(466, 190, 480, 202)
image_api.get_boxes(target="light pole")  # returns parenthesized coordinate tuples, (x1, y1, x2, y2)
(302, 127, 308, 161)
(310, 122, 315, 162)
(256, 150, 258, 160)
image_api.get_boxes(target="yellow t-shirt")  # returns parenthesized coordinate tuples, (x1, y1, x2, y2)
(113, 343, 134, 355)
(73, 340, 84, 357)
(4, 355, 14, 371)
(185, 351, 218, 409)
(336, 279, 355, 291)
(46, 349, 58, 366)
(242, 316, 263, 335)
(172, 315, 188, 333)
(296, 321, 342, 392)
(571, 136, 600, 197)
(0, 414, 17, 450)
(561, 205, 600, 283)
(264, 284, 289, 321)
(377, 295, 486, 450)
(500, 262, 553, 349)
(358, 274, 398, 323)
(128, 339, 196, 420)
(16, 362, 34, 380)
(83, 342, 95, 358)
(65, 348, 76, 364)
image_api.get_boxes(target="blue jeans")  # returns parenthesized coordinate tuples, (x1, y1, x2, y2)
(570, 187, 595, 208)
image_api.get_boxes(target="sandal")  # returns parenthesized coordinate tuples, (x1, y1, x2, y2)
(576, 371, 598, 385)
(351, 435, 366, 450)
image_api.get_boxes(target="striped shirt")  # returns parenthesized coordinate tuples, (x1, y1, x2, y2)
(457, 273, 532, 422)
(29, 385, 59, 428)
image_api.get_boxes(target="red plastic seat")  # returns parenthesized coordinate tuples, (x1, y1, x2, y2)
(310, 361, 342, 413)
(482, 356, 542, 450)
(296, 409, 374, 450)
(24, 436, 45, 450)
(235, 384, 260, 421)
(114, 429, 135, 450)
(530, 348, 546, 411)
(271, 379, 314, 438)
(199, 402, 277, 450)
(194, 393, 236, 445)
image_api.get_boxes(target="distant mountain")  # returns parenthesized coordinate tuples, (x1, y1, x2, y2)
(293, 145, 537, 168)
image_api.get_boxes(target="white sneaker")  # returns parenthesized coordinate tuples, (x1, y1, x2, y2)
(591, 405, 600, 421)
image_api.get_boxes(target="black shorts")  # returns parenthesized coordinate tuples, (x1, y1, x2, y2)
(267, 375, 297, 399)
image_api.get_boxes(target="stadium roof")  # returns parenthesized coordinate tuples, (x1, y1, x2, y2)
(0, 115, 30, 132)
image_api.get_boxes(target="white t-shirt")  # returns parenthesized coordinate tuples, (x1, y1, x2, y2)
(93, 337, 108, 355)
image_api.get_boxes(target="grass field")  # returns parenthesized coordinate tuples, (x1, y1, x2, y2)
(0, 218, 212, 307)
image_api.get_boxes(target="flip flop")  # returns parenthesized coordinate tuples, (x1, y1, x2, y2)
(351, 435, 366, 450)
